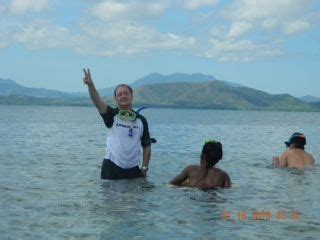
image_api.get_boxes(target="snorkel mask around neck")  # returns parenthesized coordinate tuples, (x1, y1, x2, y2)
(118, 110, 136, 121)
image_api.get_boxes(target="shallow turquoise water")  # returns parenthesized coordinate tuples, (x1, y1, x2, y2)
(0, 105, 319, 239)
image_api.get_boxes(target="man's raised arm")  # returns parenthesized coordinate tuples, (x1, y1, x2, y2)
(83, 68, 107, 114)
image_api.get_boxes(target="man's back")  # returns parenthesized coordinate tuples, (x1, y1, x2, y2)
(205, 168, 231, 189)
(182, 165, 231, 189)
(170, 140, 231, 189)
(280, 149, 315, 168)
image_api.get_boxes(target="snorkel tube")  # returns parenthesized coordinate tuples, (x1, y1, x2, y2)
(136, 107, 157, 144)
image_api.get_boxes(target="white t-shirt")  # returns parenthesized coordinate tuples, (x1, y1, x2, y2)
(100, 106, 151, 169)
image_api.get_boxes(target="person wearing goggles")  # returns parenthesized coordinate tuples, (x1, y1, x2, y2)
(83, 68, 152, 179)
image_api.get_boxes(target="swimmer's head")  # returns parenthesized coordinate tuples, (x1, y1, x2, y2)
(285, 132, 306, 150)
(201, 140, 223, 168)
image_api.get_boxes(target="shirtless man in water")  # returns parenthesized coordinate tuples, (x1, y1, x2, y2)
(169, 140, 231, 189)
(273, 132, 315, 168)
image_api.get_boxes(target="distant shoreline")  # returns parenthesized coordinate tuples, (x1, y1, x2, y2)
(2, 76, 320, 112)
(1, 102, 320, 112)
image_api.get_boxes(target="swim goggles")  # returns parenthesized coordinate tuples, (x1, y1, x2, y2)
(118, 110, 136, 121)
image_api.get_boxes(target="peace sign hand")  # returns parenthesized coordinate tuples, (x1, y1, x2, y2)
(83, 68, 93, 86)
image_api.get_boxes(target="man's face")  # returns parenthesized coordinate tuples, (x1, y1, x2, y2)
(115, 86, 133, 109)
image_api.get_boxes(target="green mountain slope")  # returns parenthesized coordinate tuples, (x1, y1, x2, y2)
(133, 81, 316, 111)
(0, 78, 74, 98)
(1, 76, 318, 111)
(0, 95, 91, 106)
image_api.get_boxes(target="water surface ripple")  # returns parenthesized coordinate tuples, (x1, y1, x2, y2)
(0, 106, 319, 239)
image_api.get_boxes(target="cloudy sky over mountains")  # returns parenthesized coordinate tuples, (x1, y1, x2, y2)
(0, 0, 319, 96)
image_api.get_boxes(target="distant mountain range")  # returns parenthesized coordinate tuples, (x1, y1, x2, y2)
(0, 78, 73, 98)
(133, 81, 317, 111)
(0, 78, 90, 106)
(96, 72, 243, 97)
(299, 95, 320, 103)
(0, 74, 319, 111)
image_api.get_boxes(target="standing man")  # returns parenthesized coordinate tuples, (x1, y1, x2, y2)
(273, 132, 315, 168)
(83, 68, 152, 179)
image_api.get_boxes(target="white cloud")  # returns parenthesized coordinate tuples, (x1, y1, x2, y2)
(14, 21, 73, 49)
(90, 2, 128, 20)
(10, 0, 51, 15)
(164, 32, 197, 49)
(261, 19, 279, 30)
(183, 0, 219, 10)
(205, 39, 282, 62)
(90, 1, 167, 21)
(223, 0, 316, 36)
(2, 0, 317, 63)
(226, 0, 312, 21)
(228, 21, 253, 38)
(3, 9, 196, 56)
(80, 21, 196, 56)
(205, 0, 317, 62)
(283, 20, 311, 35)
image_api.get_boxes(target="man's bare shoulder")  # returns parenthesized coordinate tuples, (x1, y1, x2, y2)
(209, 167, 231, 182)
(284, 149, 315, 168)
(305, 151, 315, 162)
(280, 149, 291, 158)
(202, 167, 231, 189)
(302, 151, 315, 166)
(188, 164, 199, 167)
(209, 167, 229, 176)
(185, 164, 200, 171)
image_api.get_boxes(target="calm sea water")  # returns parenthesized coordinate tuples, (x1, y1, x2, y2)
(0, 105, 319, 239)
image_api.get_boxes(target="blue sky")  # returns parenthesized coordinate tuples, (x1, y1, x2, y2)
(0, 0, 319, 97)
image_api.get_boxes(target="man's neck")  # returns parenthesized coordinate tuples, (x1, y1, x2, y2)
(199, 164, 209, 180)
(289, 146, 304, 151)
(118, 106, 132, 111)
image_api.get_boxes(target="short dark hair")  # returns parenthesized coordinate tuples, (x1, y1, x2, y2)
(114, 84, 133, 97)
(292, 139, 305, 150)
(285, 132, 306, 150)
(201, 141, 223, 168)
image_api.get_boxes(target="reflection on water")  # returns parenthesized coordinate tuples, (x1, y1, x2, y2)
(0, 105, 319, 239)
